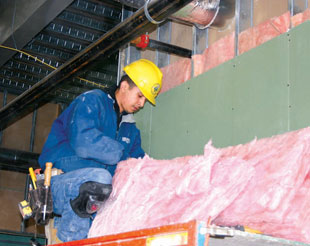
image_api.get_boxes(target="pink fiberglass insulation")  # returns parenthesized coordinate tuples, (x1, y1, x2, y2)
(88, 127, 310, 243)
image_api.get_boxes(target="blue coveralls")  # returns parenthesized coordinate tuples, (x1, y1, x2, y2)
(38, 89, 145, 242)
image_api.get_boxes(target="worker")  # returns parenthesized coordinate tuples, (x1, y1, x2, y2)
(38, 59, 163, 242)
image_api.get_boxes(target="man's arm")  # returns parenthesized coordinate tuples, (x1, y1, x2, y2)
(66, 91, 124, 165)
(128, 128, 145, 159)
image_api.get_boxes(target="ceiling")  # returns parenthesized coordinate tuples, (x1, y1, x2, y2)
(0, 0, 124, 105)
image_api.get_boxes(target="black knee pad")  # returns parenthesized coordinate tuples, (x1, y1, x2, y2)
(70, 181, 112, 218)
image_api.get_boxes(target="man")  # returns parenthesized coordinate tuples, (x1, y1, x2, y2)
(38, 59, 163, 242)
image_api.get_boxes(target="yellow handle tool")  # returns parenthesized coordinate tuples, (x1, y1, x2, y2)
(29, 167, 37, 189)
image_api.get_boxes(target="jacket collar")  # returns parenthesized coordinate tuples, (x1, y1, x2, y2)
(108, 88, 127, 128)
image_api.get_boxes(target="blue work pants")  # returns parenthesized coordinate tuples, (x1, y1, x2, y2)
(51, 167, 112, 242)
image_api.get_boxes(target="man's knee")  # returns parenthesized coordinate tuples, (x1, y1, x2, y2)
(84, 168, 113, 184)
(70, 181, 112, 218)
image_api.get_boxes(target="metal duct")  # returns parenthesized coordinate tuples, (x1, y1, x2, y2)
(114, 0, 235, 28)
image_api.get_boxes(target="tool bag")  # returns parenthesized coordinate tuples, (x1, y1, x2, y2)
(29, 179, 53, 225)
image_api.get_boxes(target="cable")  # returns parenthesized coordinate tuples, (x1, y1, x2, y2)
(0, 44, 107, 89)
(0, 45, 56, 70)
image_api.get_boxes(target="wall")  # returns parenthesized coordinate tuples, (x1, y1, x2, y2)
(0, 93, 59, 233)
(135, 21, 310, 159)
(0, 94, 59, 152)
(0, 170, 45, 234)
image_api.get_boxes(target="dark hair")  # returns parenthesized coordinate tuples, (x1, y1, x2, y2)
(107, 75, 136, 96)
(117, 75, 136, 89)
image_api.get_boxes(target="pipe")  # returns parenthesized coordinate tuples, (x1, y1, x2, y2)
(148, 39, 192, 58)
(131, 36, 192, 57)
(0, 0, 193, 131)
(0, 147, 40, 173)
(115, 0, 235, 27)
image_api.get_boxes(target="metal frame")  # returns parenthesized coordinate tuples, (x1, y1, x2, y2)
(193, 27, 208, 55)
(156, 21, 172, 68)
(289, 0, 308, 15)
(53, 220, 202, 246)
(234, 0, 241, 57)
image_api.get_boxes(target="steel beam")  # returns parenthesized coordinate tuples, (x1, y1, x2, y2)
(0, 0, 193, 131)
(156, 21, 172, 68)
(289, 0, 308, 15)
(149, 39, 192, 59)
(234, 0, 241, 57)
(0, 147, 40, 173)
(239, 0, 253, 32)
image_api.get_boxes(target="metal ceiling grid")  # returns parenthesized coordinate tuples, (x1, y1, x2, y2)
(0, 0, 122, 104)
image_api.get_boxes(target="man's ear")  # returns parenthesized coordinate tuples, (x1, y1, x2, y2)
(120, 80, 129, 92)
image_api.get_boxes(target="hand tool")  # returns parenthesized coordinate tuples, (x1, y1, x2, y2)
(18, 167, 37, 219)
(18, 200, 33, 219)
(42, 162, 53, 222)
(29, 167, 37, 190)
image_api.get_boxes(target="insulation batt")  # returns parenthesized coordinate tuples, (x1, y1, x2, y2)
(88, 127, 310, 243)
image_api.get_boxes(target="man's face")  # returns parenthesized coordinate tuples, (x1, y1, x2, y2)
(120, 82, 146, 113)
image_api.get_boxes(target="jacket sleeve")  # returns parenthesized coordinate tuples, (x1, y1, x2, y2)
(128, 127, 145, 159)
(66, 91, 124, 165)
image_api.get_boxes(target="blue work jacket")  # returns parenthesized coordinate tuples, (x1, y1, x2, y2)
(38, 89, 145, 176)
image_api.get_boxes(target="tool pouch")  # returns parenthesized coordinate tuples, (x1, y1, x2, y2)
(29, 180, 53, 225)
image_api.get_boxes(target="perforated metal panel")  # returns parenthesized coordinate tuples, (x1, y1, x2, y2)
(0, 0, 122, 104)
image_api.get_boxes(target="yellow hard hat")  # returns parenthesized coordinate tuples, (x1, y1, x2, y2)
(124, 59, 163, 105)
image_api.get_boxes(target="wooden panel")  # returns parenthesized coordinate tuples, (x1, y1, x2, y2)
(0, 170, 45, 233)
(1, 94, 32, 151)
(208, 18, 235, 47)
(33, 103, 59, 153)
(0, 170, 25, 231)
(170, 21, 192, 64)
(253, 0, 288, 26)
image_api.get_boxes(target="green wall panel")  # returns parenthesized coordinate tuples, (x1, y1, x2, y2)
(289, 21, 310, 130)
(136, 21, 310, 159)
(230, 35, 289, 146)
(134, 102, 153, 154)
(150, 61, 235, 158)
